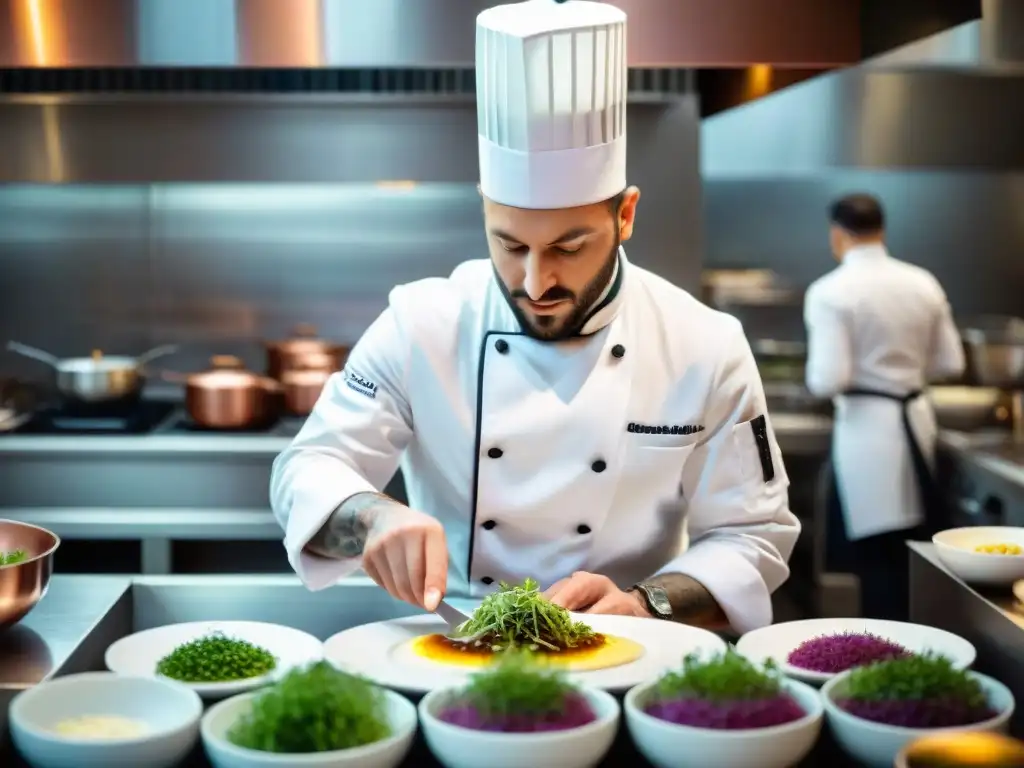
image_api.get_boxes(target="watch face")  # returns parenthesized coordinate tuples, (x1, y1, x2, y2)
(643, 585, 672, 618)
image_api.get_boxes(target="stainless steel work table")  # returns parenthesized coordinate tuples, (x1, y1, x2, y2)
(910, 541, 1024, 734)
(3, 574, 873, 766)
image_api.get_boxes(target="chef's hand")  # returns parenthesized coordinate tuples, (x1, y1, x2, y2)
(362, 504, 448, 612)
(544, 572, 651, 618)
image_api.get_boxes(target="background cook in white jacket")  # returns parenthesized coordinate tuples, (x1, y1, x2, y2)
(804, 192, 965, 621)
(269, 0, 800, 634)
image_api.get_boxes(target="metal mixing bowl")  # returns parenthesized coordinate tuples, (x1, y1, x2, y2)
(0, 519, 60, 629)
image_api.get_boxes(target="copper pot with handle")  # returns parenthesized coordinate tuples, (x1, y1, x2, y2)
(265, 324, 350, 380)
(279, 351, 341, 416)
(171, 356, 281, 429)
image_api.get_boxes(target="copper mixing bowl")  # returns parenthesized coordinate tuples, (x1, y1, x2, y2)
(0, 519, 59, 629)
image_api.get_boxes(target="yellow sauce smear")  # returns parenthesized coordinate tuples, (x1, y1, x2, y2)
(974, 543, 1022, 556)
(52, 715, 149, 740)
(409, 632, 644, 671)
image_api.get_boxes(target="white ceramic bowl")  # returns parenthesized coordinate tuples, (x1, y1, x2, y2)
(933, 526, 1024, 585)
(623, 678, 823, 768)
(418, 685, 620, 768)
(821, 668, 1014, 768)
(9, 672, 202, 768)
(201, 686, 417, 768)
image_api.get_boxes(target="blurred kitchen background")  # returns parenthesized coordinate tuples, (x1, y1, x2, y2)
(0, 0, 1021, 620)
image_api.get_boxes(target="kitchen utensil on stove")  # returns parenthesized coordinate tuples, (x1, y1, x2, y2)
(279, 357, 337, 416)
(0, 378, 46, 433)
(264, 323, 350, 380)
(168, 355, 280, 430)
(960, 316, 1024, 389)
(0, 519, 60, 629)
(5, 342, 178, 403)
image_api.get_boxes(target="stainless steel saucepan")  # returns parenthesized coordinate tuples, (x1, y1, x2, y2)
(5, 341, 178, 403)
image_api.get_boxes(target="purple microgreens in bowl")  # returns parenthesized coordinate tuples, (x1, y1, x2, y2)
(643, 648, 805, 730)
(832, 652, 997, 729)
(787, 631, 912, 674)
(437, 649, 596, 733)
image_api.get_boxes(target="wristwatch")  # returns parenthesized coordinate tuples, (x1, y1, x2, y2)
(628, 582, 673, 620)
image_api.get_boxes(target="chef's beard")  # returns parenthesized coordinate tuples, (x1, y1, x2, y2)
(495, 240, 619, 342)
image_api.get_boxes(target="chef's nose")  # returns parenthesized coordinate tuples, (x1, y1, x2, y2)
(522, 253, 557, 301)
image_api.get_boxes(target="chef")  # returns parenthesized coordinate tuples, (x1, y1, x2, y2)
(804, 193, 965, 621)
(270, 0, 799, 634)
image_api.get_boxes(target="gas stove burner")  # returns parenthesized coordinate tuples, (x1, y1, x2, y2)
(12, 400, 176, 435)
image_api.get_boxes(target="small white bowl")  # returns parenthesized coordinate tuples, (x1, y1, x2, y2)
(933, 526, 1024, 585)
(9, 672, 202, 768)
(623, 678, 823, 768)
(201, 686, 417, 768)
(821, 668, 1014, 768)
(418, 685, 620, 768)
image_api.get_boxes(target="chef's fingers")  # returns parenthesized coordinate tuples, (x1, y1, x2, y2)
(542, 578, 569, 600)
(383, 539, 417, 606)
(584, 594, 630, 615)
(548, 572, 611, 611)
(403, 532, 426, 608)
(422, 523, 448, 612)
(362, 551, 396, 598)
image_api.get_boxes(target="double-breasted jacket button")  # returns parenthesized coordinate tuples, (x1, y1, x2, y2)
(481, 576, 495, 585)
(482, 519, 497, 530)
(487, 447, 503, 459)
(591, 459, 607, 473)
(577, 524, 592, 535)
(494, 339, 509, 354)
(611, 344, 626, 359)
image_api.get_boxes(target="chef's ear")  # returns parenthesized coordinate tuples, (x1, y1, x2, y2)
(617, 186, 641, 242)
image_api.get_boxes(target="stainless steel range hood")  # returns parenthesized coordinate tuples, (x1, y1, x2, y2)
(702, 0, 1024, 173)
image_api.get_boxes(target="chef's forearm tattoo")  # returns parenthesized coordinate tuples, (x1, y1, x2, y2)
(305, 492, 395, 559)
(645, 572, 730, 629)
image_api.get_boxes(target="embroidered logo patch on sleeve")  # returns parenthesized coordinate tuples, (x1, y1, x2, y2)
(345, 370, 378, 400)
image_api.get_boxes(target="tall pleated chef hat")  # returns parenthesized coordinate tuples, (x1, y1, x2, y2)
(476, 0, 628, 210)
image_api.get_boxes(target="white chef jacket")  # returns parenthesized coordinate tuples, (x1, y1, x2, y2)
(271, 250, 799, 633)
(804, 243, 965, 540)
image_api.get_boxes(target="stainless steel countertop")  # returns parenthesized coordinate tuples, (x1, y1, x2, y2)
(0, 575, 131, 690)
(940, 430, 1024, 489)
(0, 410, 834, 457)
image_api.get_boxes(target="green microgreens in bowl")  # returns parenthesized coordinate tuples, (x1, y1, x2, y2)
(0, 549, 27, 566)
(839, 652, 986, 705)
(452, 577, 596, 651)
(156, 631, 277, 683)
(650, 648, 784, 704)
(457, 648, 578, 718)
(227, 661, 391, 753)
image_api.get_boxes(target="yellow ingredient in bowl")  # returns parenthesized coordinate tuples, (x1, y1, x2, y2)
(974, 543, 1023, 556)
(52, 715, 149, 740)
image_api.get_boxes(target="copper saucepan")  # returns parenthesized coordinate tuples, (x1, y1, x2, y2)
(279, 352, 340, 416)
(165, 356, 281, 429)
(264, 323, 350, 380)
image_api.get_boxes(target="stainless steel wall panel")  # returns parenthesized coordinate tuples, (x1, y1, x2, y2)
(0, 96, 486, 184)
(0, 185, 151, 374)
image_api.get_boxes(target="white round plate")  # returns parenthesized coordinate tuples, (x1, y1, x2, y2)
(324, 612, 726, 693)
(735, 618, 976, 685)
(105, 621, 324, 699)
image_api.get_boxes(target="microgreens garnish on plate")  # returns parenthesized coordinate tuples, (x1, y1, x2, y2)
(452, 578, 597, 651)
